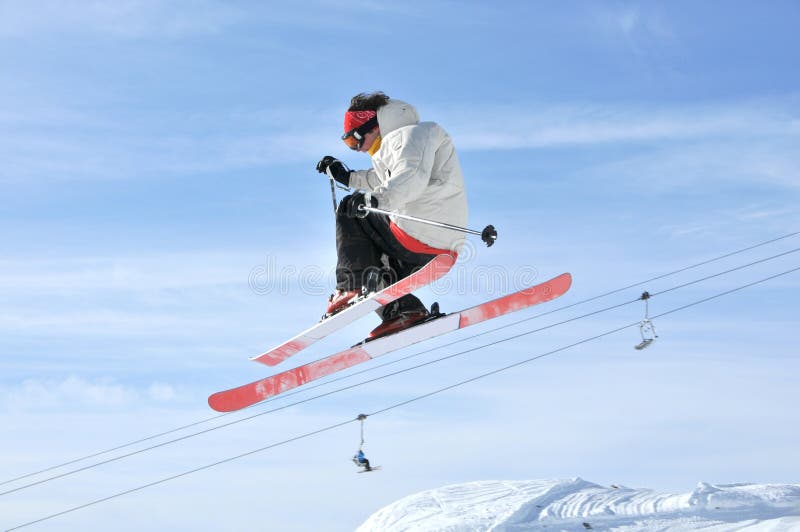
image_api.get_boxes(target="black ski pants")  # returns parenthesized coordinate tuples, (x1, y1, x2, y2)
(335, 194, 437, 316)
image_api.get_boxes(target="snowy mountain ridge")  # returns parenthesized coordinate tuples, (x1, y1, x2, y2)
(357, 478, 800, 531)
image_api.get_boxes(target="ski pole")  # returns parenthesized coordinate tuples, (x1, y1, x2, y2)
(328, 176, 339, 216)
(360, 205, 498, 247)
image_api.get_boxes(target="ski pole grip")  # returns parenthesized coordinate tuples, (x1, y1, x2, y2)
(481, 225, 498, 247)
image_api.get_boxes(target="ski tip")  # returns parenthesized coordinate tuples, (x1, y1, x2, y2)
(547, 272, 572, 298)
(207, 393, 237, 413)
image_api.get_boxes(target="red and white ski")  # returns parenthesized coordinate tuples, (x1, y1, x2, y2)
(250, 254, 456, 366)
(209, 272, 571, 412)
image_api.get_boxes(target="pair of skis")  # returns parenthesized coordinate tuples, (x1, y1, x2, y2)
(208, 255, 572, 412)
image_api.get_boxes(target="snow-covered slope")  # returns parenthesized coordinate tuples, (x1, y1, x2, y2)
(357, 478, 800, 531)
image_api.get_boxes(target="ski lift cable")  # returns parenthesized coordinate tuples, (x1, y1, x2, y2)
(0, 281, 697, 497)
(4, 256, 797, 499)
(8, 264, 799, 532)
(232, 241, 800, 406)
(352, 245, 800, 377)
(6, 234, 798, 492)
(0, 410, 234, 489)
(3, 235, 798, 493)
(198, 242, 797, 411)
(649, 247, 800, 297)
(0, 293, 641, 498)
(199, 239, 800, 411)
(650, 266, 800, 320)
(9, 275, 694, 499)
(369, 264, 800, 417)
(0, 372, 381, 497)
(5, 418, 357, 532)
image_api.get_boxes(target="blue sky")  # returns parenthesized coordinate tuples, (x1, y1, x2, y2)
(1, 1, 799, 530)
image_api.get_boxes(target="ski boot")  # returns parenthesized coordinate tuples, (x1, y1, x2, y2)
(367, 295, 431, 340)
(326, 289, 361, 317)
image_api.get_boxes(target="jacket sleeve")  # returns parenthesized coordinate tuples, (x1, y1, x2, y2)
(349, 168, 381, 192)
(373, 126, 439, 212)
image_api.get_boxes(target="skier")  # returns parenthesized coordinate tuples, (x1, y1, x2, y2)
(316, 91, 468, 339)
(353, 449, 372, 472)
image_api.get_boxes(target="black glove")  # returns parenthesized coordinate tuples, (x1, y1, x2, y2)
(343, 192, 379, 219)
(316, 156, 351, 187)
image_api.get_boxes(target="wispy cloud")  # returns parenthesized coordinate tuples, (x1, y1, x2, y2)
(0, 105, 340, 182)
(437, 97, 800, 191)
(4, 97, 798, 185)
(0, 252, 251, 293)
(0, 375, 178, 410)
(0, 247, 336, 295)
(0, 248, 337, 343)
(0, 0, 443, 42)
(596, 3, 677, 55)
(441, 98, 798, 151)
(582, 137, 800, 190)
(0, 0, 243, 39)
(656, 202, 800, 242)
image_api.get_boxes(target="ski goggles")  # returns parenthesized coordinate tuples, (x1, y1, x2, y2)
(341, 115, 379, 151)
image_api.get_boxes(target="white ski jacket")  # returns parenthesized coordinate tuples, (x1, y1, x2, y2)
(349, 100, 468, 252)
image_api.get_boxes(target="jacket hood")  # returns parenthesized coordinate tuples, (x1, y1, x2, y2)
(377, 99, 419, 135)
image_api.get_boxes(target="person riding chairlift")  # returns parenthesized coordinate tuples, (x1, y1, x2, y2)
(353, 448, 372, 471)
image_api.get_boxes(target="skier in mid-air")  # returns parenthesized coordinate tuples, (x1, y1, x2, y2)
(208, 95, 573, 414)
(316, 91, 468, 339)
